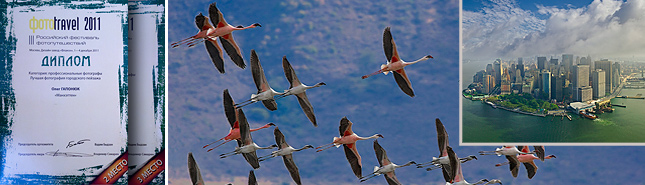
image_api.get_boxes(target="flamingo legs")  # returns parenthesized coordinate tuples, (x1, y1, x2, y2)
(203, 138, 234, 152)
(361, 69, 384, 79)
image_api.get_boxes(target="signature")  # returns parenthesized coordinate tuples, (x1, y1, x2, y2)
(67, 139, 90, 148)
(45, 149, 93, 157)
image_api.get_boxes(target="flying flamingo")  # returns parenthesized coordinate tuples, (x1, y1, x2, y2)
(258, 127, 313, 185)
(248, 170, 257, 185)
(447, 146, 502, 185)
(203, 89, 275, 152)
(361, 27, 433, 97)
(416, 119, 477, 182)
(219, 109, 277, 169)
(276, 56, 326, 127)
(170, 2, 261, 73)
(235, 50, 283, 110)
(188, 153, 205, 185)
(316, 117, 384, 178)
(495, 146, 556, 179)
(479, 146, 533, 178)
(359, 140, 416, 184)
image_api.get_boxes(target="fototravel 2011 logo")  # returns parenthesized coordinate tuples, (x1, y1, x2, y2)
(29, 16, 102, 33)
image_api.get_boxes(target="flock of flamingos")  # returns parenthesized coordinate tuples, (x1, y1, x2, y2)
(172, 2, 557, 185)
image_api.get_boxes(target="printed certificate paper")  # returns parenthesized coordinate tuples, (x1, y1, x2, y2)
(127, 1, 165, 184)
(1, 1, 128, 184)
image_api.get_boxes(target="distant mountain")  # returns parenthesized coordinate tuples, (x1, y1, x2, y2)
(167, 0, 645, 184)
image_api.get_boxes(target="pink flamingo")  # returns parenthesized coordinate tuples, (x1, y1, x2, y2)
(479, 146, 533, 177)
(361, 27, 433, 97)
(203, 89, 274, 152)
(447, 146, 502, 185)
(495, 146, 556, 179)
(171, 2, 261, 73)
(219, 109, 277, 169)
(315, 117, 383, 178)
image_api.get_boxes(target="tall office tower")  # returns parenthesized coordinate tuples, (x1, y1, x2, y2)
(578, 86, 593, 102)
(572, 65, 590, 101)
(473, 70, 485, 84)
(542, 71, 551, 100)
(563, 54, 574, 72)
(550, 58, 558, 66)
(486, 63, 493, 75)
(592, 69, 606, 99)
(579, 56, 593, 81)
(515, 68, 522, 83)
(517, 57, 525, 79)
(484, 75, 495, 94)
(551, 74, 565, 102)
(612, 62, 621, 90)
(537, 57, 547, 70)
(595, 60, 613, 94)
(494, 59, 502, 87)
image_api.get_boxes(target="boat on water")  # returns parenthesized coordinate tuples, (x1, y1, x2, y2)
(580, 111, 597, 120)
(485, 101, 496, 108)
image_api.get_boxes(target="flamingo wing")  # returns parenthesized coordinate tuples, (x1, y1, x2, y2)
(222, 89, 237, 128)
(204, 37, 225, 73)
(534, 146, 545, 161)
(440, 164, 452, 183)
(250, 50, 278, 111)
(339, 117, 354, 136)
(393, 69, 415, 97)
(208, 2, 228, 29)
(447, 146, 463, 183)
(282, 56, 302, 88)
(242, 150, 260, 170)
(505, 155, 520, 178)
(523, 161, 538, 179)
(373, 140, 391, 167)
(261, 100, 278, 111)
(384, 171, 402, 185)
(194, 13, 213, 31)
(295, 93, 317, 127)
(219, 34, 246, 69)
(187, 153, 205, 185)
(343, 144, 362, 178)
(274, 127, 290, 149)
(520, 146, 530, 153)
(248, 170, 258, 185)
(436, 118, 449, 157)
(383, 27, 401, 63)
(238, 109, 253, 146)
(282, 154, 303, 185)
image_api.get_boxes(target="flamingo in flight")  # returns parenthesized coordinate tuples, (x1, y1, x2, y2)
(188, 153, 205, 185)
(447, 146, 502, 185)
(248, 170, 257, 185)
(416, 119, 477, 182)
(359, 140, 416, 184)
(316, 117, 383, 178)
(495, 146, 556, 179)
(361, 27, 433, 97)
(203, 89, 275, 152)
(258, 127, 313, 185)
(235, 50, 284, 110)
(219, 109, 277, 169)
(276, 56, 326, 127)
(479, 146, 533, 178)
(170, 2, 261, 73)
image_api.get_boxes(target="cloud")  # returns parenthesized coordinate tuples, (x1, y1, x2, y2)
(464, 0, 645, 60)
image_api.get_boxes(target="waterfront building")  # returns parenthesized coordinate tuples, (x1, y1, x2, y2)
(572, 65, 590, 101)
(592, 69, 606, 99)
(613, 62, 621, 90)
(483, 74, 495, 94)
(473, 70, 485, 84)
(578, 86, 592, 102)
(542, 71, 551, 100)
(595, 60, 613, 94)
(551, 74, 565, 102)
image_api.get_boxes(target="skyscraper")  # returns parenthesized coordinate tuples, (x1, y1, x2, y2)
(542, 71, 551, 100)
(537, 57, 547, 70)
(592, 69, 606, 99)
(563, 54, 574, 72)
(595, 60, 613, 94)
(572, 65, 590, 101)
(612, 62, 621, 90)
(494, 59, 502, 87)
(517, 57, 525, 79)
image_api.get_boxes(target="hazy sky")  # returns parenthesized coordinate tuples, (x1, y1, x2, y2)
(463, 0, 645, 60)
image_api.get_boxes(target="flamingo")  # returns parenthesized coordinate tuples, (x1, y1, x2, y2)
(479, 146, 533, 178)
(203, 89, 275, 152)
(416, 119, 477, 182)
(495, 146, 556, 179)
(276, 56, 326, 127)
(315, 117, 383, 178)
(359, 140, 416, 184)
(533, 146, 546, 161)
(235, 50, 284, 110)
(361, 27, 433, 97)
(170, 2, 261, 73)
(447, 146, 502, 185)
(219, 109, 277, 169)
(258, 127, 313, 185)
(188, 153, 205, 185)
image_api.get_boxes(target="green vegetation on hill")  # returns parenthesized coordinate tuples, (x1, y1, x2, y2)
(489, 93, 558, 113)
